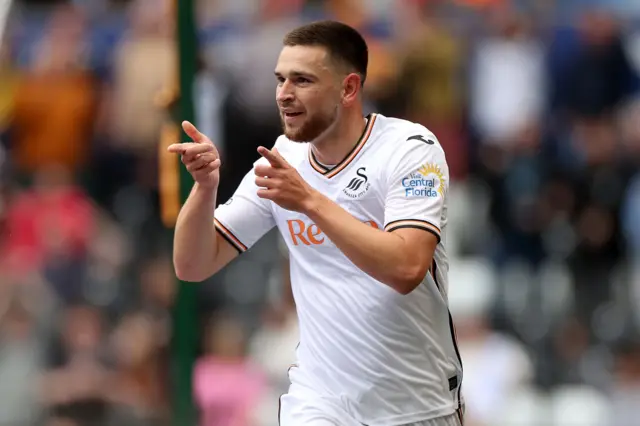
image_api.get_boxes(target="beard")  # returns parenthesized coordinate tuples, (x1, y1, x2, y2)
(280, 106, 338, 143)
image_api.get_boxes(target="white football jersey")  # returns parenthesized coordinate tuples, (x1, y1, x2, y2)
(215, 113, 463, 425)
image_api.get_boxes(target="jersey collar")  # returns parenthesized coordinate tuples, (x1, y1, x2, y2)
(308, 113, 377, 179)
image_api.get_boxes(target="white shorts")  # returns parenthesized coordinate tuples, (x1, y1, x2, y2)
(278, 382, 465, 426)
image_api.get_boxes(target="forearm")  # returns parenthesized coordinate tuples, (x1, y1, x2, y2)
(304, 193, 429, 294)
(173, 183, 218, 281)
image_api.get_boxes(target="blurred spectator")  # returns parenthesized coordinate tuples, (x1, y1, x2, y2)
(550, 316, 592, 386)
(468, 5, 549, 268)
(139, 256, 176, 347)
(560, 10, 635, 123)
(108, 311, 169, 425)
(88, 0, 175, 216)
(41, 304, 110, 426)
(0, 287, 46, 425)
(83, 211, 132, 309)
(10, 4, 98, 178)
(609, 339, 640, 426)
(449, 259, 534, 426)
(0, 165, 95, 301)
(470, 6, 545, 149)
(194, 312, 267, 426)
(557, 121, 631, 330)
(620, 99, 640, 258)
(102, 0, 174, 169)
(0, 40, 19, 143)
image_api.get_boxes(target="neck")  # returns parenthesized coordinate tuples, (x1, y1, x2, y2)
(311, 107, 366, 166)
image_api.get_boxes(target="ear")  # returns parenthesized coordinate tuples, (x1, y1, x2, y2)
(341, 73, 361, 106)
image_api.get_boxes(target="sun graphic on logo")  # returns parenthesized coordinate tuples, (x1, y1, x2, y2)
(417, 163, 445, 196)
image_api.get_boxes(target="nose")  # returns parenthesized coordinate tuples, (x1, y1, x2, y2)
(276, 80, 295, 103)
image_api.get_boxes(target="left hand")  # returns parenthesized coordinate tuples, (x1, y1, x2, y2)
(255, 146, 318, 213)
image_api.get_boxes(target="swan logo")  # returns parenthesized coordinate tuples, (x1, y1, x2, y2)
(343, 167, 370, 198)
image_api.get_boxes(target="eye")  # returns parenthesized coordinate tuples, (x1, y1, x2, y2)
(295, 77, 311, 85)
(276, 76, 285, 85)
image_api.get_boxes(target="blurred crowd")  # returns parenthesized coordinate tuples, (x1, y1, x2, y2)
(0, 0, 639, 425)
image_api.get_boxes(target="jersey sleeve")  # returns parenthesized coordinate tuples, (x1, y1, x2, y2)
(214, 159, 276, 253)
(383, 132, 449, 243)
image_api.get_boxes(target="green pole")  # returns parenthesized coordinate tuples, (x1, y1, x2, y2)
(172, 0, 197, 424)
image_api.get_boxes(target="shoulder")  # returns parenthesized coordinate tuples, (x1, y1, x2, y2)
(372, 114, 447, 167)
(374, 115, 443, 152)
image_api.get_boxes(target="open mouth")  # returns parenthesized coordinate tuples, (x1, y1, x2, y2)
(284, 112, 303, 118)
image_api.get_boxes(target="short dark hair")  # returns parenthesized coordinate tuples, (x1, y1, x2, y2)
(283, 20, 368, 86)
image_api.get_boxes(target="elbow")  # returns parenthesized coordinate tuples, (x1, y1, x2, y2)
(174, 267, 201, 282)
(391, 264, 429, 295)
(173, 260, 212, 283)
(175, 268, 210, 283)
(392, 276, 424, 295)
(174, 271, 198, 283)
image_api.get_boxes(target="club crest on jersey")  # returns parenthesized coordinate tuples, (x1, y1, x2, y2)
(402, 163, 444, 198)
(342, 167, 371, 199)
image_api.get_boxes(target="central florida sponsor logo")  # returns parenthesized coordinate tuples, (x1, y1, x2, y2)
(402, 163, 445, 198)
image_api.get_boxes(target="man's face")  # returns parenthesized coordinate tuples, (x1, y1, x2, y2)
(274, 45, 344, 142)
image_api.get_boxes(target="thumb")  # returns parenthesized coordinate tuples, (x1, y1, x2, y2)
(182, 120, 209, 144)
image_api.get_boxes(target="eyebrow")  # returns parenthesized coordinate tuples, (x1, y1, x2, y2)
(274, 70, 318, 80)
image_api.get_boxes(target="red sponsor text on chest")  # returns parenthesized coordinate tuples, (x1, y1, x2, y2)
(286, 219, 379, 246)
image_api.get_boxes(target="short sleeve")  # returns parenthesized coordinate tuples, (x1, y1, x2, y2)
(214, 160, 276, 253)
(383, 132, 449, 243)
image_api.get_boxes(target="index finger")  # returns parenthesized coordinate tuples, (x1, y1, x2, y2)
(167, 142, 206, 155)
(257, 146, 288, 169)
(182, 121, 208, 144)
(167, 143, 187, 154)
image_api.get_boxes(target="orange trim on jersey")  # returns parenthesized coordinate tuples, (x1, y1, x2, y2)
(214, 218, 247, 253)
(308, 113, 377, 178)
(384, 219, 441, 242)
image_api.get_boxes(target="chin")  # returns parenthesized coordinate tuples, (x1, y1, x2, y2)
(285, 129, 307, 143)
(282, 122, 308, 142)
(281, 110, 336, 143)
(283, 122, 330, 143)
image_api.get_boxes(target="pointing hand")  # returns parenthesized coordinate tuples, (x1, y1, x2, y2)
(168, 121, 221, 189)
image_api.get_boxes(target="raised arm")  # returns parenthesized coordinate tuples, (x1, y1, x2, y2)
(169, 121, 238, 282)
(169, 124, 278, 282)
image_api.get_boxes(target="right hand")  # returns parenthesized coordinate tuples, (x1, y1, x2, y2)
(168, 121, 221, 189)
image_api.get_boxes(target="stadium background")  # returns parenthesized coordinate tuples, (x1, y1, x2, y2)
(0, 0, 639, 425)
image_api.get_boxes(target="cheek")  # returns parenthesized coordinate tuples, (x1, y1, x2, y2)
(306, 88, 339, 111)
